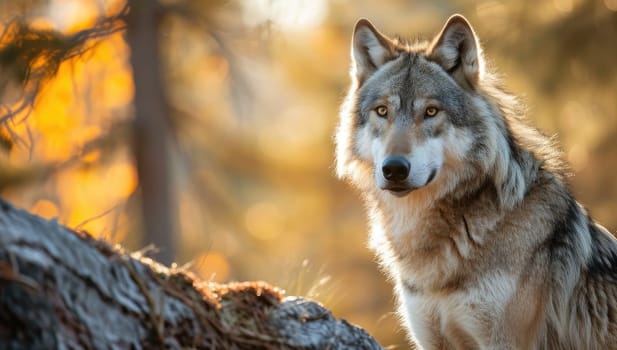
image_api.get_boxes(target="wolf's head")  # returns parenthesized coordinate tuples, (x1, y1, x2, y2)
(336, 15, 529, 205)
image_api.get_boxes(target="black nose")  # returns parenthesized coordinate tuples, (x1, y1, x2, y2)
(382, 156, 410, 181)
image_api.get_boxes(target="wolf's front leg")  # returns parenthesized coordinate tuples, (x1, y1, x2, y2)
(397, 281, 521, 350)
(397, 284, 454, 350)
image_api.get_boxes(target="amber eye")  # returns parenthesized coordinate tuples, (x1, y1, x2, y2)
(425, 107, 439, 118)
(375, 106, 388, 117)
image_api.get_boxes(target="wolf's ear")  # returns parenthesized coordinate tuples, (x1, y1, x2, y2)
(351, 19, 396, 84)
(429, 15, 484, 89)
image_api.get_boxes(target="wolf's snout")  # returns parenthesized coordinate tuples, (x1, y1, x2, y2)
(382, 157, 410, 182)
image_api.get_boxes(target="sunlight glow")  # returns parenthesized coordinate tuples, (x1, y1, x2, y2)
(194, 252, 230, 282)
(245, 201, 285, 240)
(47, 0, 99, 32)
(553, 0, 573, 13)
(605, 0, 617, 11)
(31, 199, 60, 219)
(242, 0, 328, 31)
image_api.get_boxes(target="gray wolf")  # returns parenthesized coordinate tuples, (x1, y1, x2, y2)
(335, 14, 617, 349)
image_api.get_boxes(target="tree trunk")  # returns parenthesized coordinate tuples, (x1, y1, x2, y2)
(0, 198, 384, 350)
(127, 0, 176, 265)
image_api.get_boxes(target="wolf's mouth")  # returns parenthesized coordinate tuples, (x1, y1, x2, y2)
(386, 187, 413, 197)
(383, 169, 438, 197)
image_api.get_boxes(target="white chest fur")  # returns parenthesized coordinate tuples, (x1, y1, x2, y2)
(398, 271, 517, 349)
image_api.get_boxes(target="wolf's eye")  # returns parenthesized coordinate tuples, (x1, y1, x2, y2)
(375, 106, 388, 117)
(425, 107, 439, 118)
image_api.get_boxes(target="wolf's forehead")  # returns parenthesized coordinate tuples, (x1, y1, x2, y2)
(361, 55, 453, 107)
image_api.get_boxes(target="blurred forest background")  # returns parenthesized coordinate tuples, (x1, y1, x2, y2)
(1, 0, 616, 347)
